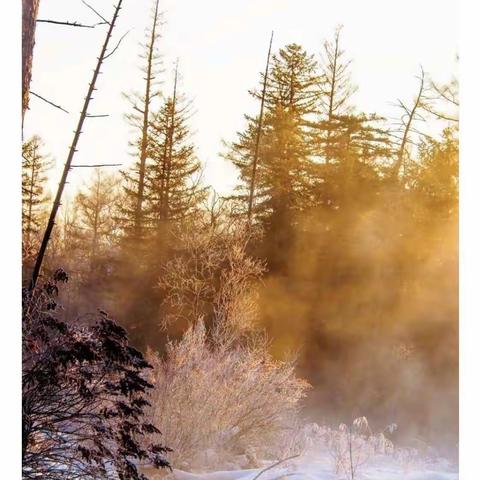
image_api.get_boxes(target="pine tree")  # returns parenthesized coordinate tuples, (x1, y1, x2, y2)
(316, 113, 391, 208)
(225, 43, 323, 268)
(113, 69, 205, 349)
(145, 67, 205, 225)
(265, 43, 321, 115)
(227, 44, 322, 223)
(22, 135, 53, 257)
(411, 126, 458, 219)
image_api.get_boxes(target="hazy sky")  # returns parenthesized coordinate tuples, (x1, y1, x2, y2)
(24, 0, 458, 197)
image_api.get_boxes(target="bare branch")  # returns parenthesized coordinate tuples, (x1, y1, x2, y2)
(36, 19, 106, 28)
(104, 29, 131, 60)
(30, 91, 69, 113)
(252, 455, 300, 480)
(422, 104, 458, 122)
(72, 163, 122, 168)
(81, 0, 110, 25)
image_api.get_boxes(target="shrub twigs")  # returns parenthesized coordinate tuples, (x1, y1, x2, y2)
(251, 454, 300, 480)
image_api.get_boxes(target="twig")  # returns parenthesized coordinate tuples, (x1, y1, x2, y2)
(270, 474, 300, 480)
(81, 0, 110, 25)
(104, 29, 131, 60)
(36, 19, 106, 28)
(252, 455, 300, 480)
(72, 163, 122, 168)
(86, 114, 110, 118)
(30, 91, 69, 113)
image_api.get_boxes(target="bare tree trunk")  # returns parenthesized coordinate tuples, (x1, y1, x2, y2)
(22, 0, 41, 123)
(247, 31, 274, 224)
(163, 62, 179, 221)
(324, 29, 339, 165)
(391, 68, 425, 181)
(134, 0, 161, 235)
(29, 0, 124, 291)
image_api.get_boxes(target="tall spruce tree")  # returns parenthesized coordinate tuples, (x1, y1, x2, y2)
(315, 113, 391, 209)
(225, 43, 323, 268)
(227, 44, 321, 223)
(114, 68, 205, 349)
(145, 67, 205, 225)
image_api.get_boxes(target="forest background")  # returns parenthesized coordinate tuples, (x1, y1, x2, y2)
(3, 0, 480, 477)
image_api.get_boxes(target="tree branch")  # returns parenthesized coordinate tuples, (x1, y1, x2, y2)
(104, 30, 131, 60)
(72, 164, 122, 168)
(36, 19, 106, 28)
(81, 0, 110, 25)
(30, 91, 69, 113)
(252, 455, 300, 480)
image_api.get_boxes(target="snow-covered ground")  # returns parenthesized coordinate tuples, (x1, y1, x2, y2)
(169, 452, 458, 480)
(146, 420, 458, 480)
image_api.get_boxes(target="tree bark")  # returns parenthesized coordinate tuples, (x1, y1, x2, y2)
(22, 0, 41, 122)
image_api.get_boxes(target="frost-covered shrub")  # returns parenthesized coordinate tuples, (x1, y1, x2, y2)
(159, 222, 265, 336)
(148, 222, 309, 469)
(146, 322, 310, 469)
(394, 446, 421, 474)
(324, 417, 396, 479)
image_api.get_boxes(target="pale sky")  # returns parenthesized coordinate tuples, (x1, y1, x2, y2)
(24, 0, 458, 198)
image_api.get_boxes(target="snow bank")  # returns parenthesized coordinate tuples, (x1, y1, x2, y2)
(170, 455, 458, 480)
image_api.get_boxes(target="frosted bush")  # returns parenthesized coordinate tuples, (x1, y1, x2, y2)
(147, 222, 310, 469)
(325, 417, 396, 479)
(159, 222, 265, 336)
(146, 322, 310, 470)
(394, 446, 421, 474)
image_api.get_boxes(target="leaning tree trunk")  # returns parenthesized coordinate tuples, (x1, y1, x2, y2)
(29, 0, 125, 291)
(247, 31, 273, 224)
(22, 0, 41, 123)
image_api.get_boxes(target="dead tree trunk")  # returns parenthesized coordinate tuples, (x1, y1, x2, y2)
(163, 62, 179, 221)
(22, 0, 41, 123)
(324, 29, 340, 165)
(391, 68, 426, 181)
(247, 31, 274, 224)
(134, 0, 161, 236)
(29, 0, 124, 291)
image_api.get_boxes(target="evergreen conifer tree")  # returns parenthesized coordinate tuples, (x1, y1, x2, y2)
(22, 135, 53, 259)
(146, 68, 205, 225)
